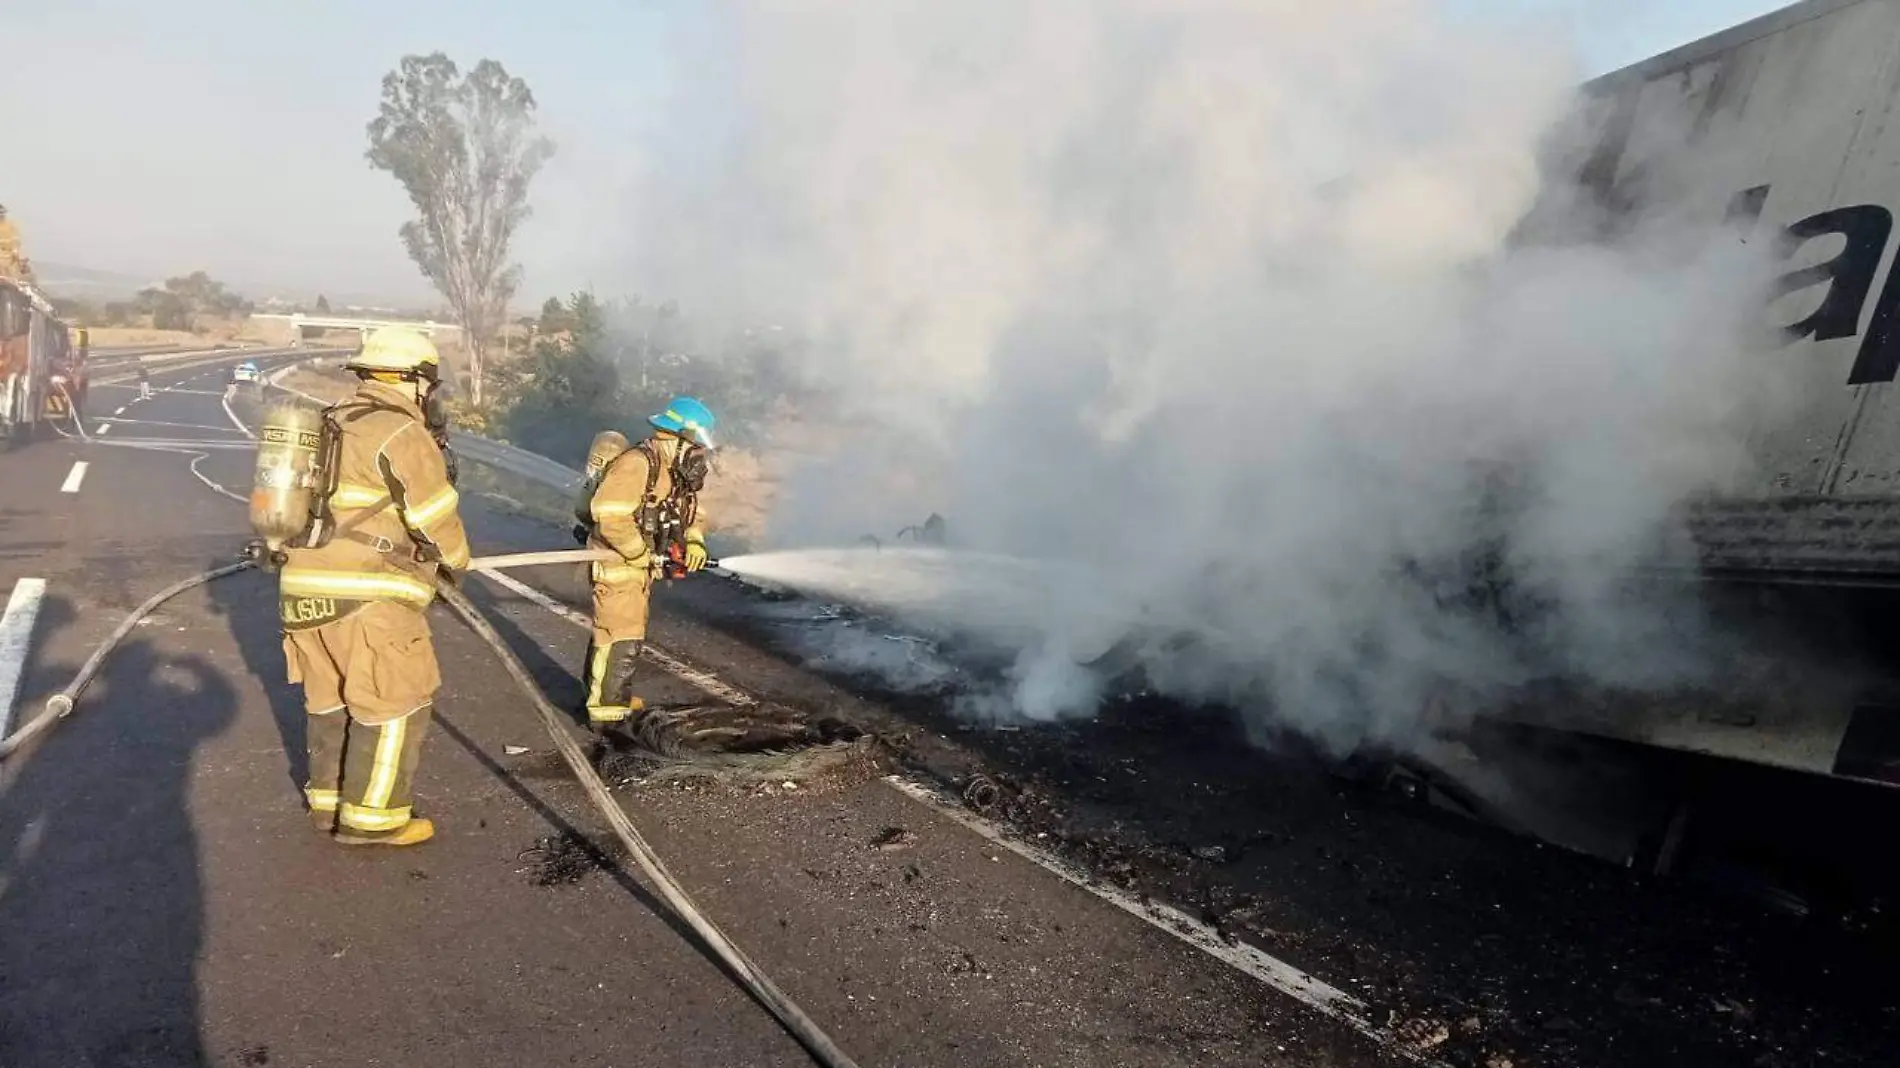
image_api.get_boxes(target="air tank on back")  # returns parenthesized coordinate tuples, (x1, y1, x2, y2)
(251, 403, 325, 557)
(574, 430, 631, 528)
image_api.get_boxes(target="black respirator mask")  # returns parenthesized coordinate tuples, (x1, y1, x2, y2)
(422, 378, 451, 436)
(672, 443, 710, 494)
(422, 378, 457, 484)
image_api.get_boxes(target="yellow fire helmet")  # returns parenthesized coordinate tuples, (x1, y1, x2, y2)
(347, 327, 440, 378)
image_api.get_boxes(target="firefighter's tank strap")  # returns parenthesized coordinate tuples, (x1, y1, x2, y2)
(317, 399, 405, 542)
(592, 439, 665, 516)
(643, 440, 663, 501)
(599, 438, 665, 500)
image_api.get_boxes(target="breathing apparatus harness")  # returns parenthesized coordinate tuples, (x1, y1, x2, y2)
(574, 435, 709, 579)
(247, 369, 454, 568)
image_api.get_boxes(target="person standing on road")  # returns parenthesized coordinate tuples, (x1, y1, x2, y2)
(278, 328, 470, 847)
(577, 397, 716, 738)
(137, 363, 152, 400)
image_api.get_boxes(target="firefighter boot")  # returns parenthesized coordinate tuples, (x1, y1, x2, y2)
(336, 818, 436, 847)
(584, 639, 647, 731)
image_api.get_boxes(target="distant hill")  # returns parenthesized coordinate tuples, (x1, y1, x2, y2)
(31, 261, 159, 302)
(32, 260, 440, 314)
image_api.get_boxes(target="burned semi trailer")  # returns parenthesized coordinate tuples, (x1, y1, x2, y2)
(1491, 0, 1900, 792)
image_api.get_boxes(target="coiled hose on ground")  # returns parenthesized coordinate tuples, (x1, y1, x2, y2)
(0, 561, 861, 1068)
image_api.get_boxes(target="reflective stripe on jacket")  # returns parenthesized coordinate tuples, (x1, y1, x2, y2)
(280, 381, 471, 610)
(587, 438, 710, 580)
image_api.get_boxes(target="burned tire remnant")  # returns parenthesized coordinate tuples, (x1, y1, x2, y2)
(593, 702, 882, 789)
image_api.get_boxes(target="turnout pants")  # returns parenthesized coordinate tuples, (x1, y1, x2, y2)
(585, 563, 655, 725)
(283, 601, 442, 838)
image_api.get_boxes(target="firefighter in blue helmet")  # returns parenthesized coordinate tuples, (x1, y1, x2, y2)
(572, 397, 717, 735)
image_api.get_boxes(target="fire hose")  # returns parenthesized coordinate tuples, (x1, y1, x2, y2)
(433, 579, 858, 1068)
(50, 379, 89, 442)
(0, 557, 856, 1068)
(466, 547, 722, 578)
(0, 560, 254, 761)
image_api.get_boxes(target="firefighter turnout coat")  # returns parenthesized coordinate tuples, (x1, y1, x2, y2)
(278, 380, 470, 838)
(581, 438, 708, 723)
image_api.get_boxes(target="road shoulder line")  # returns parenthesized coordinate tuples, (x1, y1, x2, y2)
(473, 565, 1444, 1065)
(0, 578, 48, 739)
(221, 387, 258, 440)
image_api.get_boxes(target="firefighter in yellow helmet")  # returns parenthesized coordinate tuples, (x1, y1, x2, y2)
(577, 397, 716, 736)
(279, 327, 470, 846)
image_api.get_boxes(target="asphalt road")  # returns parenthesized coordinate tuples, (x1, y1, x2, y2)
(0, 356, 1417, 1066)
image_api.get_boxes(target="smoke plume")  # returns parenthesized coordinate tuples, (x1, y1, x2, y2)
(629, 1, 1789, 752)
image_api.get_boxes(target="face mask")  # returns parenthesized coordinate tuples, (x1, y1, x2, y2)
(673, 444, 710, 494)
(422, 381, 457, 484)
(423, 380, 451, 435)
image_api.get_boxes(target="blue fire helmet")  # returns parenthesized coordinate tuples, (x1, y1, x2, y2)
(649, 396, 717, 448)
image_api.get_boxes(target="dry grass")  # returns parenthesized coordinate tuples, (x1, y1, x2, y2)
(86, 316, 265, 347)
(275, 366, 356, 404)
(701, 447, 775, 548)
(87, 327, 217, 347)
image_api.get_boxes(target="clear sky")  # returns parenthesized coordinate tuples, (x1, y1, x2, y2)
(0, 0, 1800, 307)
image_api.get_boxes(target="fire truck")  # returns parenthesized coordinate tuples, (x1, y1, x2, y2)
(46, 325, 90, 422)
(0, 208, 75, 446)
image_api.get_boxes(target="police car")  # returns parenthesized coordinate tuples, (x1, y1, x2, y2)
(231, 361, 261, 384)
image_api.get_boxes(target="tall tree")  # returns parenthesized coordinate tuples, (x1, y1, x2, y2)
(537, 295, 573, 335)
(366, 53, 554, 407)
(315, 294, 332, 314)
(502, 292, 622, 463)
(133, 271, 252, 330)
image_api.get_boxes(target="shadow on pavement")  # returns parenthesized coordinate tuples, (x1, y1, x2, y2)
(204, 568, 307, 791)
(0, 625, 236, 1068)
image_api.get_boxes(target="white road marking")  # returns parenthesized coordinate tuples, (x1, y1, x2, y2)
(98, 416, 250, 434)
(474, 563, 1441, 1063)
(60, 462, 88, 494)
(95, 423, 110, 436)
(220, 390, 257, 440)
(87, 437, 251, 452)
(189, 454, 246, 503)
(0, 578, 48, 740)
(113, 406, 127, 416)
(477, 570, 589, 626)
(879, 775, 1444, 1065)
(168, 464, 1432, 1051)
(475, 570, 756, 706)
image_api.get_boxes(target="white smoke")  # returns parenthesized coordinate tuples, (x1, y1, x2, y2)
(629, 0, 1790, 752)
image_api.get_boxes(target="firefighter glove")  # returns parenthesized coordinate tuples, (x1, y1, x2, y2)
(684, 541, 710, 573)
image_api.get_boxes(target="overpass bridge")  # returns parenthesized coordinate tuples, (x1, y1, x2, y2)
(245, 312, 462, 348)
